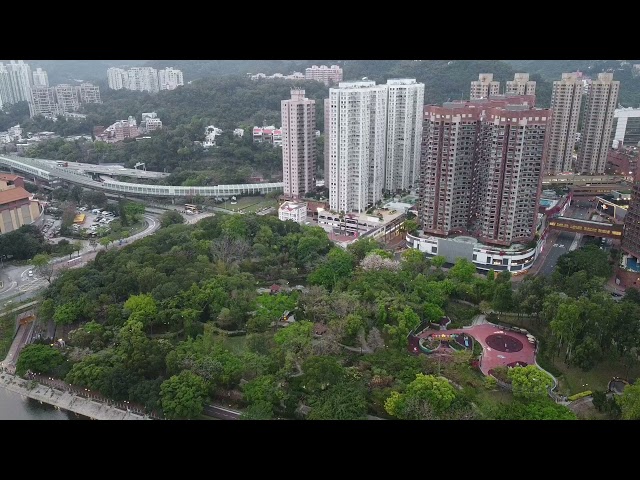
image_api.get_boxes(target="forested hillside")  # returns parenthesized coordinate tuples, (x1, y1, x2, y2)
(503, 60, 595, 81)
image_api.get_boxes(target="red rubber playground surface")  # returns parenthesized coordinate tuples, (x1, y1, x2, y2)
(416, 324, 536, 375)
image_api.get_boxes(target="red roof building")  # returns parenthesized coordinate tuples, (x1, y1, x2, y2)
(0, 175, 42, 234)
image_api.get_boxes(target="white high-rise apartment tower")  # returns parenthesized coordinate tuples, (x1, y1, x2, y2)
(577, 72, 620, 174)
(506, 73, 536, 96)
(0, 61, 32, 107)
(385, 79, 425, 192)
(470, 73, 500, 100)
(54, 84, 80, 114)
(281, 89, 316, 200)
(29, 86, 58, 118)
(107, 68, 129, 90)
(324, 98, 331, 179)
(75, 83, 102, 104)
(127, 67, 159, 93)
(158, 67, 184, 90)
(543, 72, 584, 174)
(327, 81, 387, 213)
(32, 68, 49, 87)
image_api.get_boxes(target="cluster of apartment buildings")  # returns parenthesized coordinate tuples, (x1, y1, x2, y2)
(93, 112, 162, 143)
(250, 64, 343, 86)
(0, 61, 102, 118)
(107, 66, 184, 93)
(30, 83, 101, 119)
(279, 79, 425, 205)
(470, 71, 621, 176)
(543, 72, 619, 175)
(276, 70, 629, 273)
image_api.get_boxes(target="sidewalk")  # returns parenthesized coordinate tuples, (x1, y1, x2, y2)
(0, 269, 9, 293)
(605, 276, 626, 295)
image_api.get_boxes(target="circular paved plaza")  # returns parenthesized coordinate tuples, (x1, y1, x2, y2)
(485, 333, 523, 353)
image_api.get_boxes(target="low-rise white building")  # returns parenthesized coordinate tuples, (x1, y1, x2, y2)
(139, 112, 162, 133)
(234, 128, 245, 137)
(405, 233, 539, 274)
(0, 125, 23, 144)
(203, 126, 223, 148)
(317, 203, 408, 247)
(278, 201, 307, 223)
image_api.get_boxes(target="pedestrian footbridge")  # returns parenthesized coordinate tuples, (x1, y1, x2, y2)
(548, 216, 623, 239)
(0, 154, 284, 198)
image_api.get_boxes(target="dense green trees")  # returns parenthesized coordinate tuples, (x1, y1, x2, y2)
(15, 344, 64, 376)
(507, 366, 554, 400)
(20, 209, 637, 419)
(384, 374, 458, 419)
(160, 370, 209, 419)
(307, 381, 368, 420)
(160, 210, 184, 228)
(618, 381, 640, 420)
(0, 225, 49, 260)
(484, 399, 577, 420)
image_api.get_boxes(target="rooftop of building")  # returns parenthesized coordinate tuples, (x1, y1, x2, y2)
(597, 195, 630, 209)
(412, 231, 535, 253)
(318, 205, 407, 225)
(279, 201, 307, 211)
(336, 80, 377, 88)
(0, 173, 20, 182)
(386, 78, 421, 85)
(0, 186, 31, 205)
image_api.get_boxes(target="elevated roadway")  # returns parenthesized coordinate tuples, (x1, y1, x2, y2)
(38, 159, 170, 179)
(0, 154, 284, 197)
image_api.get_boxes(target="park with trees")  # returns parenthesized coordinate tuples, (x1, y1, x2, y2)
(11, 207, 639, 420)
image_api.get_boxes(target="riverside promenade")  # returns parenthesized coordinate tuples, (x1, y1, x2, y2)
(0, 371, 152, 420)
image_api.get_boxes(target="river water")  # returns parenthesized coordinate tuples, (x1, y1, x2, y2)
(0, 385, 87, 420)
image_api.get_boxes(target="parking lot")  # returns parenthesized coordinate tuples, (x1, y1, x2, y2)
(72, 207, 117, 236)
(41, 216, 61, 239)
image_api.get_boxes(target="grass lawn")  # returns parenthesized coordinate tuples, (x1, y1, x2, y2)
(227, 196, 263, 210)
(217, 196, 276, 214)
(551, 358, 640, 396)
(475, 388, 514, 406)
(240, 199, 278, 214)
(445, 300, 480, 328)
(0, 313, 16, 360)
